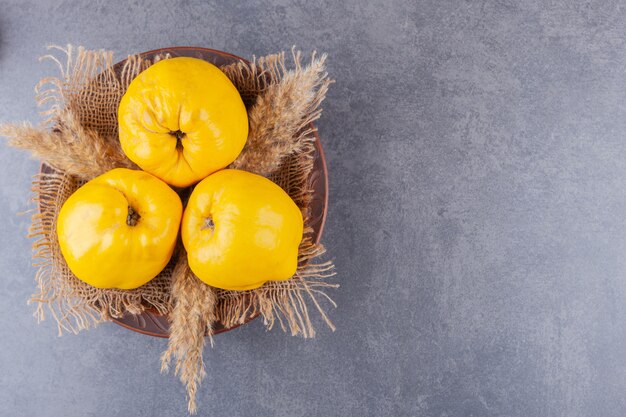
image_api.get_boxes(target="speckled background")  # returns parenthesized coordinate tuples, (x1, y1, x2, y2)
(1, 1, 626, 416)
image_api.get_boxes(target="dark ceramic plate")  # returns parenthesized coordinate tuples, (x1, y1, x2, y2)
(42, 47, 329, 337)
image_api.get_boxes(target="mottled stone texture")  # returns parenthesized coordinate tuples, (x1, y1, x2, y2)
(1, 1, 626, 416)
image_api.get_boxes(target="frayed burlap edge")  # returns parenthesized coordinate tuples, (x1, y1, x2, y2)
(26, 46, 174, 334)
(222, 52, 337, 336)
(8, 45, 337, 413)
(29, 170, 175, 335)
(18, 45, 337, 340)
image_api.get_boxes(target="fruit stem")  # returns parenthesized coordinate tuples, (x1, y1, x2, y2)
(171, 130, 185, 151)
(202, 217, 215, 232)
(127, 205, 140, 227)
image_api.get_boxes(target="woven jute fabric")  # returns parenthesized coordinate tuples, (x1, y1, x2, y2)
(4, 45, 337, 336)
(2, 45, 337, 412)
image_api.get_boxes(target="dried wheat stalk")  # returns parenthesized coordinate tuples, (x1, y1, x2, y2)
(161, 253, 218, 414)
(226, 49, 332, 177)
(0, 110, 136, 180)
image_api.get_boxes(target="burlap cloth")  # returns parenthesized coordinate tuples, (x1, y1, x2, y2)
(1, 45, 336, 413)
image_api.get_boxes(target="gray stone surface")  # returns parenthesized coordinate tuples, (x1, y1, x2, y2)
(1, 0, 626, 416)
